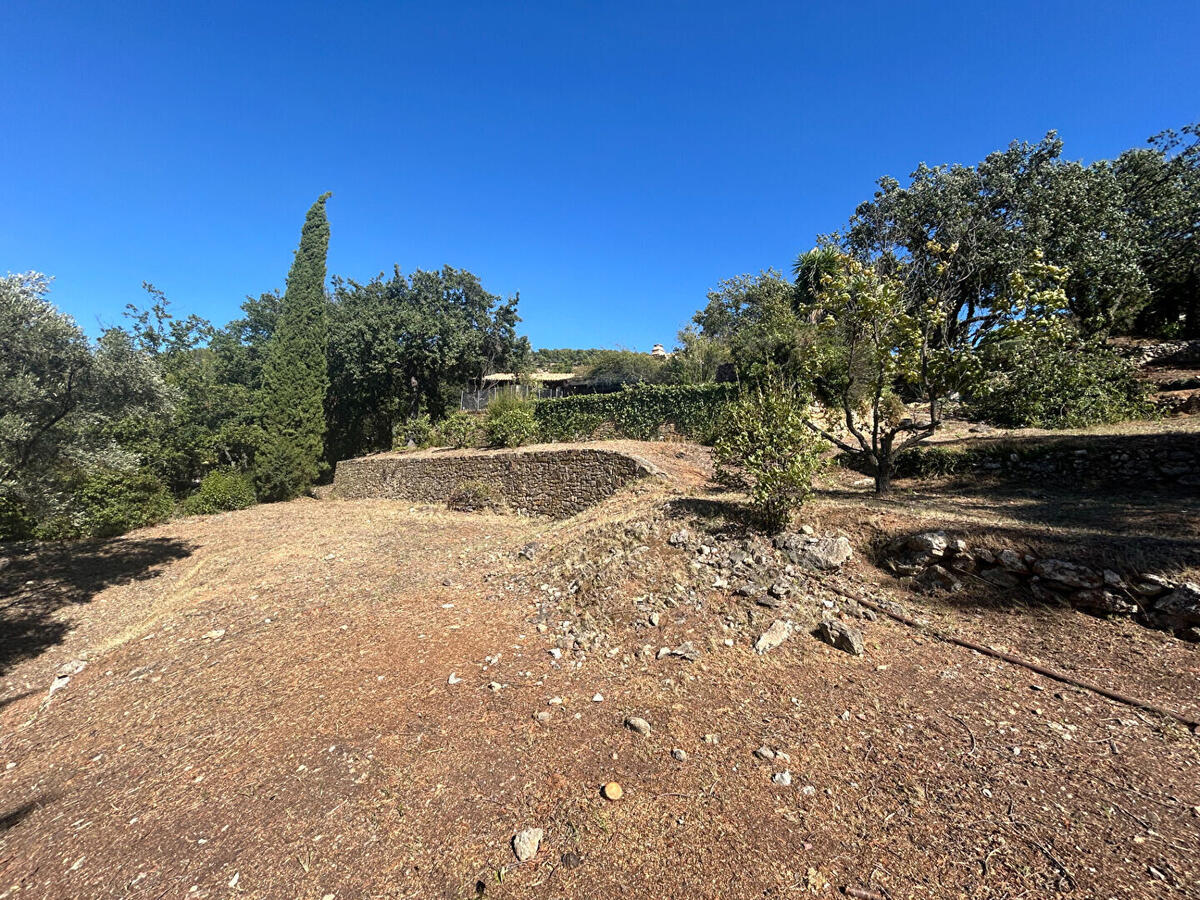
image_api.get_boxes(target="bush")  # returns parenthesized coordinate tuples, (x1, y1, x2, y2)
(433, 410, 482, 449)
(180, 469, 257, 516)
(969, 332, 1153, 429)
(446, 478, 507, 512)
(484, 394, 538, 448)
(392, 413, 434, 450)
(35, 469, 174, 540)
(0, 494, 34, 542)
(712, 386, 826, 532)
(535, 383, 736, 443)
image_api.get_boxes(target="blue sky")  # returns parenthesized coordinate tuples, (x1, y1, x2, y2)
(3, 0, 1197, 350)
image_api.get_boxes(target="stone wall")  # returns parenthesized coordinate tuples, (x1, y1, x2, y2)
(896, 432, 1200, 489)
(332, 448, 660, 518)
(884, 531, 1200, 642)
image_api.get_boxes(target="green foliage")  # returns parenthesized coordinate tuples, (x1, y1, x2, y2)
(690, 270, 807, 384)
(256, 193, 333, 501)
(433, 410, 482, 449)
(969, 332, 1153, 428)
(446, 478, 507, 513)
(534, 384, 737, 443)
(712, 386, 826, 532)
(393, 413, 434, 449)
(842, 125, 1200, 337)
(582, 349, 671, 384)
(529, 348, 602, 373)
(180, 469, 257, 516)
(1, 272, 174, 536)
(326, 265, 530, 462)
(0, 495, 34, 542)
(35, 470, 173, 540)
(484, 394, 538, 448)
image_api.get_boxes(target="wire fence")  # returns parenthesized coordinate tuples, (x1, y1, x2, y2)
(459, 384, 569, 411)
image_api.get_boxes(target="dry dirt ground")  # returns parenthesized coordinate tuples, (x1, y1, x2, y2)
(1, 440, 1199, 900)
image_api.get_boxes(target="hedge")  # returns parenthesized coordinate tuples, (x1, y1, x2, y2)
(534, 383, 737, 443)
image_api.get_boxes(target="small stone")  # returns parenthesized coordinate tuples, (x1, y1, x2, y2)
(704, 733, 719, 744)
(203, 629, 226, 640)
(602, 781, 623, 800)
(754, 745, 776, 761)
(668, 529, 690, 546)
(754, 619, 792, 654)
(534, 711, 551, 725)
(488, 682, 502, 693)
(548, 648, 562, 660)
(518, 542, 542, 561)
(649, 611, 661, 627)
(624, 716, 652, 737)
(536, 623, 548, 633)
(772, 770, 792, 786)
(592, 693, 604, 702)
(447, 672, 462, 685)
(671, 748, 688, 762)
(561, 851, 583, 868)
(512, 827, 543, 862)
(801, 785, 817, 797)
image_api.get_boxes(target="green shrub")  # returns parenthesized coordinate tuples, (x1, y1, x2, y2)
(433, 410, 482, 449)
(446, 478, 507, 512)
(181, 469, 257, 516)
(0, 494, 34, 542)
(484, 394, 538, 448)
(969, 332, 1153, 429)
(712, 386, 826, 532)
(392, 413, 434, 449)
(534, 383, 736, 444)
(35, 470, 174, 540)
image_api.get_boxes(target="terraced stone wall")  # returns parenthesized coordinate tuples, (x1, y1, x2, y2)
(332, 448, 659, 518)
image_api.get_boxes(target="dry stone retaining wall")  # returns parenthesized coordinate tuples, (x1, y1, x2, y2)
(332, 448, 659, 518)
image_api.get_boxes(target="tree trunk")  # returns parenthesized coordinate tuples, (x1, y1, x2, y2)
(874, 460, 892, 495)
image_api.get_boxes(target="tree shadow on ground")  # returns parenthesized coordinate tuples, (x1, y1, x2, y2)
(663, 496, 763, 539)
(0, 537, 194, 676)
(0, 796, 55, 834)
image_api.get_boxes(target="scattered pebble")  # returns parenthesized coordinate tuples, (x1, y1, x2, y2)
(447, 673, 462, 685)
(754, 745, 776, 761)
(772, 770, 792, 786)
(671, 748, 688, 762)
(602, 781, 623, 800)
(592, 693, 604, 702)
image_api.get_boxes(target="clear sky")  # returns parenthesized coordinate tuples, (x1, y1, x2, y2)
(3, 1, 1197, 350)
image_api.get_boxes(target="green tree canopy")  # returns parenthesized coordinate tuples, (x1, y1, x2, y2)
(255, 193, 333, 500)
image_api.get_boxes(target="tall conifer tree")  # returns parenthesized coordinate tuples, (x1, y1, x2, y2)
(255, 193, 332, 500)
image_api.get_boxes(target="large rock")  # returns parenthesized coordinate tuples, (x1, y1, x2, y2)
(1153, 583, 1200, 629)
(1032, 559, 1102, 590)
(754, 619, 793, 654)
(816, 618, 865, 655)
(775, 534, 853, 572)
(914, 564, 963, 594)
(1072, 588, 1139, 616)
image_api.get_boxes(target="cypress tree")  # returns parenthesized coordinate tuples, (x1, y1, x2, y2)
(255, 192, 333, 500)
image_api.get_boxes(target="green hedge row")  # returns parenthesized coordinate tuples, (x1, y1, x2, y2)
(534, 383, 737, 443)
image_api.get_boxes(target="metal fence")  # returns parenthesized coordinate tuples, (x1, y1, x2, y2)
(459, 384, 569, 412)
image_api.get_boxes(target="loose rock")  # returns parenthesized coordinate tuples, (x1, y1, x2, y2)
(816, 618, 865, 656)
(512, 827, 543, 862)
(624, 716, 652, 737)
(754, 619, 792, 654)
